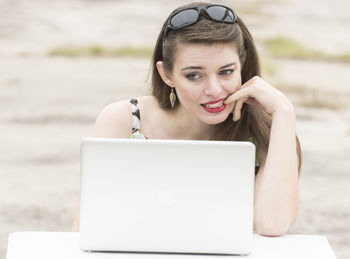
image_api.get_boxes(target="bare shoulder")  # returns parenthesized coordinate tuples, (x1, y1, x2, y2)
(136, 95, 165, 135)
(137, 95, 161, 112)
(114, 95, 164, 139)
(93, 99, 133, 138)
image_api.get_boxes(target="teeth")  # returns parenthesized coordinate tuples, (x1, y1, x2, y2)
(205, 100, 224, 108)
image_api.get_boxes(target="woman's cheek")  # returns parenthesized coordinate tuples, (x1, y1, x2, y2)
(233, 76, 242, 92)
(223, 79, 240, 94)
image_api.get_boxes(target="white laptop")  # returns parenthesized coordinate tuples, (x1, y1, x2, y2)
(79, 138, 255, 255)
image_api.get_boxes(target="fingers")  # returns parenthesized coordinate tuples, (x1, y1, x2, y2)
(232, 96, 249, 121)
(224, 93, 237, 104)
(224, 86, 253, 121)
(224, 87, 252, 105)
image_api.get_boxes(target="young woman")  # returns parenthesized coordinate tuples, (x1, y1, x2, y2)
(73, 2, 302, 236)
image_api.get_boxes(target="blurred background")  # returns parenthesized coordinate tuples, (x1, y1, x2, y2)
(0, 0, 349, 258)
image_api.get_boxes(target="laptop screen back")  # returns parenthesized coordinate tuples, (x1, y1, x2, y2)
(80, 138, 255, 255)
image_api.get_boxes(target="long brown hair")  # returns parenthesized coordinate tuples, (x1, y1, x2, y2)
(151, 2, 301, 172)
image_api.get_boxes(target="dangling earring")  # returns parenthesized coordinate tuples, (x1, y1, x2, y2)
(169, 87, 176, 108)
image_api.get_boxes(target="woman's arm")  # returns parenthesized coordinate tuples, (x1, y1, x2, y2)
(254, 104, 298, 236)
(225, 76, 299, 236)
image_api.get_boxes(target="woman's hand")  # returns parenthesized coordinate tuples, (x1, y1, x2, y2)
(224, 76, 294, 121)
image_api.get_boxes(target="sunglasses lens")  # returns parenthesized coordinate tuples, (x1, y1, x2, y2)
(170, 9, 198, 28)
(206, 6, 235, 22)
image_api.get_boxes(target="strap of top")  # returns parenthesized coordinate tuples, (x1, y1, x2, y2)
(130, 99, 147, 139)
(130, 98, 141, 133)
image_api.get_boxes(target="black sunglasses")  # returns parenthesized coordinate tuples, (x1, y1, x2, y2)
(163, 5, 237, 44)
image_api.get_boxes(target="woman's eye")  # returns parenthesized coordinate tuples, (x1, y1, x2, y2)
(185, 73, 201, 80)
(219, 69, 234, 76)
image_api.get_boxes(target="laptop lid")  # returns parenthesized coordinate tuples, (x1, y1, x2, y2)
(79, 138, 255, 255)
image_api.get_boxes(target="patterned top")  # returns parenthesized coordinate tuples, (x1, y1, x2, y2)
(130, 98, 147, 139)
(129, 98, 260, 174)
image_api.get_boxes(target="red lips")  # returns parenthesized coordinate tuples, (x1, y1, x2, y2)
(201, 98, 226, 105)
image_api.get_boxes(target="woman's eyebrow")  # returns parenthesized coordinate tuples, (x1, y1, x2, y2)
(181, 62, 236, 71)
(219, 62, 236, 69)
(181, 66, 203, 71)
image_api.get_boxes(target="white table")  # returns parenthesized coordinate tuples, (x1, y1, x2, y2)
(6, 232, 336, 259)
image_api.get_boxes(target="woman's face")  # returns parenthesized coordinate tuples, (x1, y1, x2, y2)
(170, 43, 242, 125)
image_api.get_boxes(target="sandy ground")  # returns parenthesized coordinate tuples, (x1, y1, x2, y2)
(0, 0, 350, 258)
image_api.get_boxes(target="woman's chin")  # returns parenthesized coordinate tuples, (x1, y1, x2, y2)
(200, 111, 231, 125)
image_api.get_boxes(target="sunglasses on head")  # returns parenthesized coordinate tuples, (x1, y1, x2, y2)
(163, 4, 237, 44)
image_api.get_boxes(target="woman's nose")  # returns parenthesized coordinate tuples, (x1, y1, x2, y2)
(204, 76, 222, 97)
